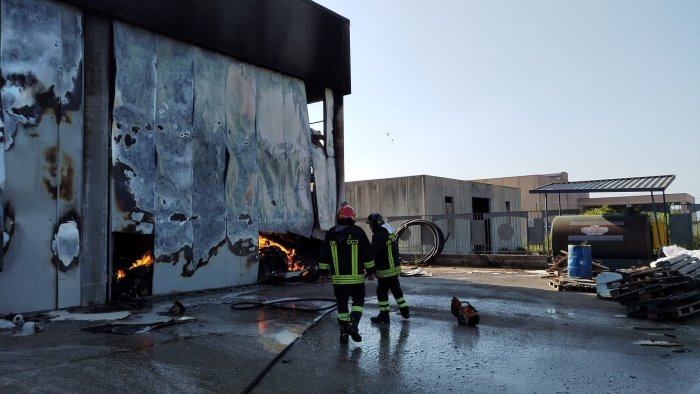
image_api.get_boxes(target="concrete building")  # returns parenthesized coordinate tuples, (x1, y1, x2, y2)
(345, 175, 522, 255)
(0, 0, 350, 314)
(473, 172, 588, 212)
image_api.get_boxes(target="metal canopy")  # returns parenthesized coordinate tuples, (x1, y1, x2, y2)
(528, 175, 676, 257)
(529, 175, 675, 194)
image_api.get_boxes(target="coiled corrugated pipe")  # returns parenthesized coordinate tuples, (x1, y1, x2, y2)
(396, 219, 447, 264)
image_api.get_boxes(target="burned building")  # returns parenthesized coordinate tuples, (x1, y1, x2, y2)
(0, 0, 350, 313)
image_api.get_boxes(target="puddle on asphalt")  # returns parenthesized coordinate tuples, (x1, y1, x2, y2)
(258, 326, 305, 353)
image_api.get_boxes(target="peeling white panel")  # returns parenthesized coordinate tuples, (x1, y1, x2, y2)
(0, 0, 66, 313)
(56, 5, 84, 309)
(1, 0, 62, 149)
(111, 23, 157, 233)
(190, 48, 228, 282)
(324, 88, 335, 158)
(110, 25, 335, 294)
(153, 35, 194, 283)
(256, 69, 288, 233)
(52, 220, 79, 268)
(283, 78, 314, 236)
(225, 60, 258, 283)
(311, 89, 338, 230)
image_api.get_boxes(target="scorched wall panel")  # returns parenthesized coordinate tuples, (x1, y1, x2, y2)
(111, 23, 157, 235)
(112, 23, 318, 294)
(0, 0, 83, 313)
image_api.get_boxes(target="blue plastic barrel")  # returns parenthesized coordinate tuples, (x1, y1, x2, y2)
(568, 244, 592, 279)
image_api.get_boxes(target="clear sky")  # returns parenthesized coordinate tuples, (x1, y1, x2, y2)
(312, 0, 700, 201)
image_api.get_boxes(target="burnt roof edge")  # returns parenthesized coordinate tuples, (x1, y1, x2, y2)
(60, 0, 351, 96)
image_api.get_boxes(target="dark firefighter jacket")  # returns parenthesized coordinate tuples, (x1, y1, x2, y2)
(370, 226, 401, 278)
(319, 222, 375, 285)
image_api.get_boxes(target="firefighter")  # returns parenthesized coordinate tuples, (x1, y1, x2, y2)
(319, 204, 376, 344)
(366, 213, 410, 323)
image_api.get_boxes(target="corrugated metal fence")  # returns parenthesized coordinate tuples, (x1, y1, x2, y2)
(357, 208, 700, 257)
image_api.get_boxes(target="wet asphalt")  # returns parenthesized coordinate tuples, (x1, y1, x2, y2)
(2, 268, 699, 393)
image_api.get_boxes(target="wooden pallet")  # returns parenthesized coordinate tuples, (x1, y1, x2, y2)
(549, 277, 596, 292)
(625, 292, 700, 313)
(611, 281, 694, 302)
(644, 298, 700, 320)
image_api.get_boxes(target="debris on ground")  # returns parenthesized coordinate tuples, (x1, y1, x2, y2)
(605, 249, 700, 321)
(401, 266, 433, 277)
(81, 300, 196, 335)
(544, 242, 609, 279)
(549, 277, 598, 292)
(544, 241, 611, 292)
(1, 313, 46, 336)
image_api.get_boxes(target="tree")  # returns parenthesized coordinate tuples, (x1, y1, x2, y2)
(582, 205, 621, 216)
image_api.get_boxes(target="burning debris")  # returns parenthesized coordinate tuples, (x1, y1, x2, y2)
(257, 233, 320, 283)
(111, 233, 155, 299)
(116, 251, 154, 280)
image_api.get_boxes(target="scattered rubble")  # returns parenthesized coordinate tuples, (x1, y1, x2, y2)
(401, 266, 432, 277)
(544, 244, 608, 292)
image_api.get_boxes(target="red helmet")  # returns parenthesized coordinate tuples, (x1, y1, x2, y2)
(337, 204, 356, 221)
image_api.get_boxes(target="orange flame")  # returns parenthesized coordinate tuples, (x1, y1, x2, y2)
(129, 251, 154, 270)
(116, 251, 154, 280)
(259, 235, 304, 271)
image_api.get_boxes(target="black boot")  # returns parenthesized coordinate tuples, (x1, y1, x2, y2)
(347, 313, 362, 342)
(370, 311, 390, 324)
(338, 319, 349, 345)
(400, 306, 410, 319)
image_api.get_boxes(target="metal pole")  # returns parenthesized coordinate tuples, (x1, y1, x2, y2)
(558, 193, 562, 216)
(650, 192, 662, 257)
(544, 193, 550, 257)
(662, 191, 670, 244)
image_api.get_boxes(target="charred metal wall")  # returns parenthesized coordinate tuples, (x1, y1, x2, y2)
(0, 0, 344, 313)
(0, 0, 84, 313)
(111, 23, 325, 294)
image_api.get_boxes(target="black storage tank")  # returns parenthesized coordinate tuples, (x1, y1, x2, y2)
(551, 215, 652, 259)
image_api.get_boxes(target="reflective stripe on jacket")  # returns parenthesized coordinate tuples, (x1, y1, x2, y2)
(319, 223, 375, 285)
(371, 228, 401, 278)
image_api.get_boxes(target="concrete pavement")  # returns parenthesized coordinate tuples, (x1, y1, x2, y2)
(2, 268, 700, 393)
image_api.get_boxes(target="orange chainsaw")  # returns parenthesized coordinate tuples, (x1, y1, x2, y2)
(451, 296, 480, 326)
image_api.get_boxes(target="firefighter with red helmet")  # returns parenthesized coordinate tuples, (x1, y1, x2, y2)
(366, 212, 410, 323)
(319, 203, 376, 344)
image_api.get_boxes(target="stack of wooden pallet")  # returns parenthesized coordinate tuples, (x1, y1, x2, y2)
(606, 254, 700, 320)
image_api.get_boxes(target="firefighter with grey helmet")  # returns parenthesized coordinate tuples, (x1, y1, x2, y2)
(319, 203, 376, 344)
(366, 212, 410, 323)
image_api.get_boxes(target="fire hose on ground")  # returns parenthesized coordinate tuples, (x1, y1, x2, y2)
(396, 219, 448, 265)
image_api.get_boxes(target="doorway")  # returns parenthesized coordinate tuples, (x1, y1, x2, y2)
(471, 197, 491, 253)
